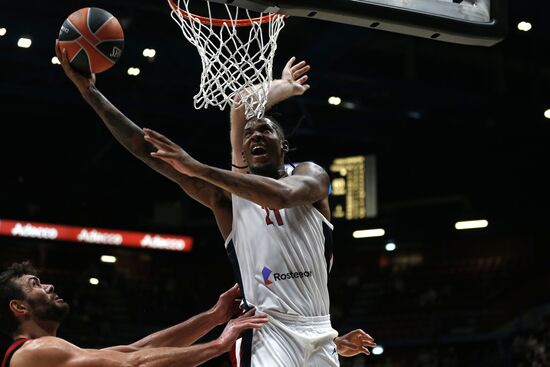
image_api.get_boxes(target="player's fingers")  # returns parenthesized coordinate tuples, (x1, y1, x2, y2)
(55, 40, 67, 66)
(285, 56, 297, 69)
(352, 329, 373, 339)
(360, 335, 375, 342)
(362, 340, 377, 347)
(293, 65, 310, 78)
(144, 132, 177, 152)
(56, 44, 70, 70)
(239, 308, 257, 318)
(296, 75, 309, 85)
(239, 318, 268, 328)
(143, 128, 176, 146)
(360, 333, 375, 342)
(233, 316, 268, 330)
(338, 339, 358, 349)
(144, 135, 173, 152)
(290, 60, 307, 73)
(362, 347, 371, 355)
(150, 150, 175, 159)
(54, 40, 62, 59)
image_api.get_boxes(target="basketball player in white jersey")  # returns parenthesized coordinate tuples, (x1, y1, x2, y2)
(56, 40, 375, 366)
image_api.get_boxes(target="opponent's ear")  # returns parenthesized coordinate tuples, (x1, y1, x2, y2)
(9, 300, 30, 318)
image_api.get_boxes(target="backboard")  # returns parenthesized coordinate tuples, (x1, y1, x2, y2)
(208, 0, 507, 46)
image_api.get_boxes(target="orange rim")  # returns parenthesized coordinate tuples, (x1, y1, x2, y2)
(167, 0, 286, 27)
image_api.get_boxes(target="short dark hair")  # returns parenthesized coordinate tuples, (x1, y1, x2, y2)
(246, 114, 286, 140)
(263, 114, 286, 140)
(0, 262, 38, 337)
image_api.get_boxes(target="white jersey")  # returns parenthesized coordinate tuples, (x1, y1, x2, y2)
(224, 193, 334, 317)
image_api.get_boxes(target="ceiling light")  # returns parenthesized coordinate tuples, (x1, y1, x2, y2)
(142, 48, 156, 58)
(100, 255, 117, 263)
(517, 21, 532, 32)
(328, 96, 342, 106)
(385, 242, 396, 251)
(89, 277, 99, 285)
(544, 109, 550, 119)
(353, 229, 385, 238)
(0, 28, 6, 36)
(127, 67, 140, 76)
(51, 56, 60, 65)
(17, 37, 32, 48)
(372, 346, 384, 355)
(455, 220, 488, 230)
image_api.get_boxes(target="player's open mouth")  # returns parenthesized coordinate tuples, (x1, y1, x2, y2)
(251, 146, 267, 156)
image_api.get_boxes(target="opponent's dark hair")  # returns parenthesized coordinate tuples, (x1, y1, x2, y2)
(0, 262, 38, 337)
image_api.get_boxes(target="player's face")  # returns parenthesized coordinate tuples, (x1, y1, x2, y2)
(15, 275, 70, 323)
(242, 118, 288, 177)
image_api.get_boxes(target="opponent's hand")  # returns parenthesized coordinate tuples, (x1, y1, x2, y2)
(55, 39, 96, 92)
(211, 284, 242, 325)
(216, 308, 268, 352)
(143, 128, 202, 177)
(335, 329, 376, 357)
(281, 56, 311, 96)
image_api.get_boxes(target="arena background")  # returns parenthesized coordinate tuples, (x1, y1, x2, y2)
(1, 1, 549, 366)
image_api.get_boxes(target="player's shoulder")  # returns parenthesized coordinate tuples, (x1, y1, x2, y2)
(292, 162, 329, 177)
(11, 337, 79, 367)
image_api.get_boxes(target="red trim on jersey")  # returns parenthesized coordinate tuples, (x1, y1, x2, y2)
(2, 339, 30, 367)
(229, 342, 238, 367)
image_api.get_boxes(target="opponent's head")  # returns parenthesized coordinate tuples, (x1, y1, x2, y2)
(0, 262, 70, 337)
(242, 115, 289, 178)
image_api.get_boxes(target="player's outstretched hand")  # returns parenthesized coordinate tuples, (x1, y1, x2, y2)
(216, 308, 268, 352)
(211, 284, 242, 325)
(143, 128, 202, 177)
(282, 56, 311, 96)
(55, 39, 96, 92)
(335, 329, 376, 357)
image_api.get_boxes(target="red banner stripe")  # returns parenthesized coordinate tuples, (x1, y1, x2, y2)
(0, 219, 193, 252)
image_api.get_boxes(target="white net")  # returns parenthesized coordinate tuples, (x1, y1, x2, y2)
(169, 0, 286, 119)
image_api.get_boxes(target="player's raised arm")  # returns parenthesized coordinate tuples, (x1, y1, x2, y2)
(55, 41, 232, 238)
(230, 57, 310, 173)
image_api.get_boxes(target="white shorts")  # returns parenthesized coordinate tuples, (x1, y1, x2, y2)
(232, 311, 340, 367)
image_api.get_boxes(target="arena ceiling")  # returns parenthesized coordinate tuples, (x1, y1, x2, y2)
(1, 0, 550, 248)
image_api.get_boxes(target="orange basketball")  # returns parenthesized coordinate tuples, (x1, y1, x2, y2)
(58, 7, 124, 75)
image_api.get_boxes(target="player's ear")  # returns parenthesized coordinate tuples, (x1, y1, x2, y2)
(9, 300, 30, 318)
(281, 140, 289, 154)
(241, 150, 247, 163)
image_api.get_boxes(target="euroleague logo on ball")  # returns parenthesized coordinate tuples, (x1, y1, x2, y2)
(110, 47, 122, 58)
(58, 7, 124, 75)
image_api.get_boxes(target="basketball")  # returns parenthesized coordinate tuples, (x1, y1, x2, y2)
(58, 7, 124, 75)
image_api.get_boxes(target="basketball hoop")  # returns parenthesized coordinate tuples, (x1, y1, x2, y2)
(167, 0, 286, 119)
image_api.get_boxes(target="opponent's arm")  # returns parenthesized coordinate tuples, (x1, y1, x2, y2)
(144, 129, 328, 209)
(55, 42, 230, 224)
(103, 284, 241, 352)
(11, 309, 267, 367)
(230, 57, 310, 172)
